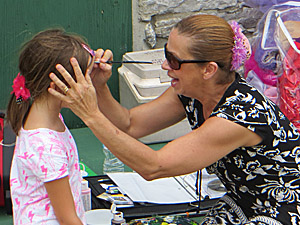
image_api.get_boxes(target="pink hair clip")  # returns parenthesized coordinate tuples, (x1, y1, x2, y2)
(82, 43, 95, 57)
(11, 73, 31, 104)
(82, 43, 102, 63)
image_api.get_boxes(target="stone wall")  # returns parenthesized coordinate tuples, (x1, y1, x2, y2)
(132, 0, 264, 51)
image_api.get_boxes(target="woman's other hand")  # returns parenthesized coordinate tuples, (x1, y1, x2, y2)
(91, 48, 113, 90)
(48, 57, 99, 123)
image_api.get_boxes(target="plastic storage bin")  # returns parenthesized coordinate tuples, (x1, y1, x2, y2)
(118, 48, 191, 144)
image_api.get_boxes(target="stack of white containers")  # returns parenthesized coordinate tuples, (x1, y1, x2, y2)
(118, 48, 191, 144)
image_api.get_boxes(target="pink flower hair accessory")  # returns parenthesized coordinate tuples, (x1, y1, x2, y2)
(11, 73, 31, 104)
(230, 21, 252, 71)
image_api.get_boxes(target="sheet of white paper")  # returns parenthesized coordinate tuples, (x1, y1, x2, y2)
(175, 169, 226, 200)
(108, 172, 198, 204)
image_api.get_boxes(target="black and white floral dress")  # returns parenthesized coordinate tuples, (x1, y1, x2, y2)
(179, 74, 300, 225)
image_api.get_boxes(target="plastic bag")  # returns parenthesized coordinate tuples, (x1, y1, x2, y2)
(244, 0, 297, 13)
(245, 1, 300, 131)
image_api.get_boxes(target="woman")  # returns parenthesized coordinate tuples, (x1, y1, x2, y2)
(49, 15, 300, 224)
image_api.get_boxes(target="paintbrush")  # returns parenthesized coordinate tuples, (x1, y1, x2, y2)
(94, 60, 153, 64)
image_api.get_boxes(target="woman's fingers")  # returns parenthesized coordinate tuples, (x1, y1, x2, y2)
(94, 48, 104, 65)
(49, 56, 97, 101)
(48, 75, 69, 102)
(101, 49, 113, 63)
(49, 71, 69, 91)
(55, 63, 77, 89)
(70, 57, 86, 84)
(85, 63, 94, 86)
(48, 57, 99, 123)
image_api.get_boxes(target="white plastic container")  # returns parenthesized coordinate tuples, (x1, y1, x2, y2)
(121, 48, 170, 81)
(118, 48, 191, 144)
(85, 209, 113, 225)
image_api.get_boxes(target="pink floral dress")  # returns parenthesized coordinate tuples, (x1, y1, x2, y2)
(10, 120, 86, 224)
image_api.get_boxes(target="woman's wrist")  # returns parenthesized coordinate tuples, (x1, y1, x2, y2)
(83, 109, 103, 128)
(95, 83, 109, 95)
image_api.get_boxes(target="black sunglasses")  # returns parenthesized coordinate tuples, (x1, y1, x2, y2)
(164, 43, 214, 70)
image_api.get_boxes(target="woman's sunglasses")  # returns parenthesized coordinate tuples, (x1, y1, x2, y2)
(164, 43, 214, 70)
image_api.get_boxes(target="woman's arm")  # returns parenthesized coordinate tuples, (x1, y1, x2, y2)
(87, 48, 138, 134)
(88, 49, 133, 132)
(52, 58, 186, 139)
(45, 176, 83, 225)
(88, 49, 187, 137)
(83, 111, 262, 180)
(48, 58, 262, 181)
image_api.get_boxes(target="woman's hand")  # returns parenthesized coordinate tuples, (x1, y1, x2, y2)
(90, 48, 113, 91)
(48, 57, 99, 123)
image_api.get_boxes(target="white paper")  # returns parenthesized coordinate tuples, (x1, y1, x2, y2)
(107, 172, 198, 204)
(175, 170, 226, 200)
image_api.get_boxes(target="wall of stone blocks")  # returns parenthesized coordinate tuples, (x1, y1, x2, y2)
(132, 0, 264, 51)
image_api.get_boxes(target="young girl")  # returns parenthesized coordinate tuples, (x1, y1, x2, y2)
(6, 29, 93, 224)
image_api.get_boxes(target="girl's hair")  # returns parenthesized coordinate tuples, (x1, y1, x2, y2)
(174, 14, 235, 84)
(6, 28, 91, 134)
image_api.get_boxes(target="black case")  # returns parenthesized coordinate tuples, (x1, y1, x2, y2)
(85, 175, 218, 220)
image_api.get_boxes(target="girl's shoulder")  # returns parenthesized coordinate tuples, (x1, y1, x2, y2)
(18, 126, 70, 147)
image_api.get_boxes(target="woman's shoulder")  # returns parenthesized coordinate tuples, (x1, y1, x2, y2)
(223, 74, 272, 106)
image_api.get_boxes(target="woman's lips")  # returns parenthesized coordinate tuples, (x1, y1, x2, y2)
(171, 78, 179, 87)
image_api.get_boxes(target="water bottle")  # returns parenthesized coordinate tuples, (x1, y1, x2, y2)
(102, 144, 124, 174)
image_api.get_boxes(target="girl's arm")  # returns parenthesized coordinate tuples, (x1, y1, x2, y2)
(45, 176, 83, 225)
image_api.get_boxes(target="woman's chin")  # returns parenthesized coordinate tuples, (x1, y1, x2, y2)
(171, 86, 183, 96)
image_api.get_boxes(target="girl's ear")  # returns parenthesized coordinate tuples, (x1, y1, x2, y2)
(203, 62, 218, 80)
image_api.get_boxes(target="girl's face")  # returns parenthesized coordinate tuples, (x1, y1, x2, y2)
(161, 29, 206, 98)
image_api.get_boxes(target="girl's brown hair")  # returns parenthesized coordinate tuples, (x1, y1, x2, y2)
(174, 14, 235, 83)
(6, 28, 91, 134)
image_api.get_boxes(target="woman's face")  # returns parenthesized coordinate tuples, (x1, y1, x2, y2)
(162, 29, 205, 97)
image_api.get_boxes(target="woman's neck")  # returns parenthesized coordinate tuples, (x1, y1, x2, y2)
(23, 95, 65, 132)
(200, 80, 234, 120)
